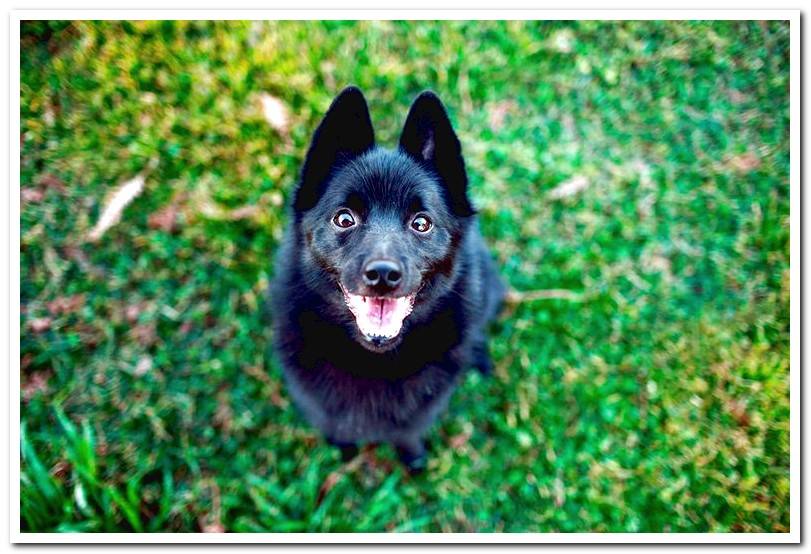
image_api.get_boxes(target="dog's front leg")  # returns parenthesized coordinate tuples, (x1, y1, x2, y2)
(326, 437, 359, 462)
(394, 435, 427, 474)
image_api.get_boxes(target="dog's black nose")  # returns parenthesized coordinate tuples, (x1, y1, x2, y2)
(363, 259, 402, 291)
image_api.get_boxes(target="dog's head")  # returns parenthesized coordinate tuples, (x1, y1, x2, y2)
(291, 86, 475, 352)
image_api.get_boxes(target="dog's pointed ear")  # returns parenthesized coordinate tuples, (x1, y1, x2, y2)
(399, 91, 473, 216)
(294, 86, 375, 212)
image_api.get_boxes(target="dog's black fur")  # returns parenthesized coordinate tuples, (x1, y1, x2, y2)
(270, 86, 505, 471)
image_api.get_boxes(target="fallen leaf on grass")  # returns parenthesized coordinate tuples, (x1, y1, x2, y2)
(728, 88, 747, 104)
(134, 356, 153, 377)
(554, 469, 566, 507)
(50, 460, 71, 480)
(47, 294, 85, 316)
(87, 172, 146, 242)
(29, 317, 53, 333)
(130, 323, 158, 347)
(213, 389, 233, 433)
(316, 472, 341, 507)
(728, 152, 761, 173)
(259, 93, 290, 134)
(125, 303, 145, 324)
(449, 430, 472, 449)
(505, 289, 582, 303)
(205, 204, 260, 221)
(227, 205, 262, 221)
(727, 399, 751, 428)
(178, 320, 194, 336)
(198, 480, 224, 533)
(200, 522, 225, 533)
(21, 188, 44, 204)
(73, 322, 104, 348)
(547, 175, 589, 199)
(22, 371, 51, 401)
(147, 203, 180, 233)
(550, 28, 575, 53)
(38, 173, 67, 192)
(195, 196, 262, 223)
(487, 100, 517, 132)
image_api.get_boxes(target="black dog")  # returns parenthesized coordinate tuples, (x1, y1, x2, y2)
(270, 86, 505, 471)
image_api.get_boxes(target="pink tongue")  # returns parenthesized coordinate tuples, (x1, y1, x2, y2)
(369, 298, 394, 320)
(360, 298, 397, 334)
(344, 293, 414, 339)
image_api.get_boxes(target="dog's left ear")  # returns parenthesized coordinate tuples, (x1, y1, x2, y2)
(294, 86, 375, 212)
(399, 91, 474, 216)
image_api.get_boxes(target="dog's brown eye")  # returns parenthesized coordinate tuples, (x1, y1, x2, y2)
(333, 209, 356, 229)
(411, 215, 432, 233)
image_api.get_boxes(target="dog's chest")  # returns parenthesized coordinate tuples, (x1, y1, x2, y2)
(284, 361, 459, 442)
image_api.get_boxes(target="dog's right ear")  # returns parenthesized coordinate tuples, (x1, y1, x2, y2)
(399, 91, 474, 217)
(293, 86, 375, 212)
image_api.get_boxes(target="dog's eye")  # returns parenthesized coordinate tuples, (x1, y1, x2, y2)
(411, 215, 432, 233)
(332, 209, 356, 229)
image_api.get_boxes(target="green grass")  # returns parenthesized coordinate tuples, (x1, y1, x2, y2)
(20, 20, 790, 533)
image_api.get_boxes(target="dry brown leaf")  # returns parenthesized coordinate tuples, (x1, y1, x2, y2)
(134, 356, 153, 377)
(259, 93, 290, 134)
(21, 188, 45, 204)
(22, 371, 51, 401)
(73, 322, 103, 348)
(179, 320, 194, 336)
(213, 390, 233, 433)
(316, 472, 342, 507)
(729, 152, 761, 173)
(38, 173, 67, 192)
(553, 469, 566, 507)
(88, 172, 147, 242)
(47, 294, 85, 316)
(29, 317, 53, 333)
(728, 89, 747, 104)
(228, 205, 261, 221)
(547, 175, 589, 199)
(125, 303, 143, 323)
(198, 480, 224, 533)
(50, 460, 71, 480)
(505, 289, 582, 303)
(550, 29, 575, 53)
(131, 323, 158, 347)
(727, 399, 751, 428)
(449, 430, 472, 449)
(195, 196, 261, 223)
(201, 522, 225, 533)
(487, 100, 517, 132)
(148, 204, 180, 233)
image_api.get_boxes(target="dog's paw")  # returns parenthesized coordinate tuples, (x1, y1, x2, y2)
(327, 438, 359, 462)
(402, 453, 427, 475)
(396, 443, 427, 474)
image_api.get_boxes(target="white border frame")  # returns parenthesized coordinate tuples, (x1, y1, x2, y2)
(9, 9, 800, 544)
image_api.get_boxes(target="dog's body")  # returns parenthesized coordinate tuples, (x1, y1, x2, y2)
(270, 87, 504, 470)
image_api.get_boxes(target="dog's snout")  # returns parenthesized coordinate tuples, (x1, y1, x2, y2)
(363, 259, 403, 291)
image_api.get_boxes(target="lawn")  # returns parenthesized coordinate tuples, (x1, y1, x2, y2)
(19, 20, 790, 533)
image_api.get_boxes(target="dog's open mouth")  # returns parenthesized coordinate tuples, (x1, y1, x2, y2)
(341, 289, 416, 342)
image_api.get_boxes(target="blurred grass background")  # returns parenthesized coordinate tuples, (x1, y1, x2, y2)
(20, 20, 789, 532)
